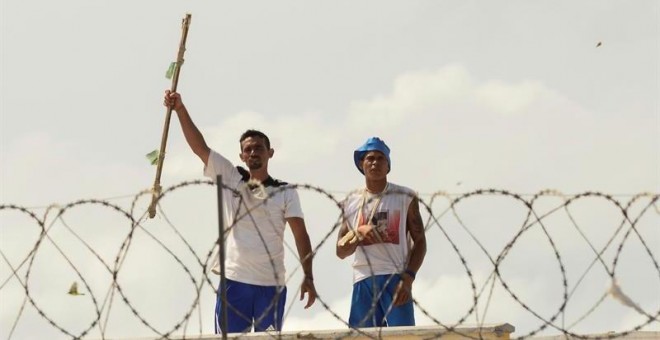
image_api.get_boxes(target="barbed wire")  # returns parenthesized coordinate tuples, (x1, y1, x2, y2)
(0, 181, 658, 339)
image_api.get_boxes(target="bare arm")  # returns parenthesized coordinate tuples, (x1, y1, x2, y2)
(394, 197, 427, 306)
(164, 90, 210, 164)
(404, 197, 426, 275)
(288, 217, 317, 309)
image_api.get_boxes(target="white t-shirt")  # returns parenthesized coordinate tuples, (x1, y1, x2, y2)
(342, 183, 415, 283)
(205, 150, 304, 286)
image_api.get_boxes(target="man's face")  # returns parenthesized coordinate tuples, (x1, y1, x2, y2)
(360, 151, 389, 180)
(239, 136, 273, 170)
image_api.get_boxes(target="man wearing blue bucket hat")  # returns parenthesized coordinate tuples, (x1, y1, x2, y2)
(336, 137, 427, 328)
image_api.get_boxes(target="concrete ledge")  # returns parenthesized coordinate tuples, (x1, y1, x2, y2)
(531, 332, 660, 340)
(161, 323, 515, 340)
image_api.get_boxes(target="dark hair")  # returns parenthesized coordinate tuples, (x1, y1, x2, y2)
(239, 129, 271, 149)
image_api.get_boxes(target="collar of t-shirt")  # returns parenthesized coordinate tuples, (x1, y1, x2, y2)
(236, 166, 288, 188)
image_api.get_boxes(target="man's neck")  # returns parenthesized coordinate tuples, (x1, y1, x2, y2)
(365, 178, 388, 194)
(249, 168, 270, 182)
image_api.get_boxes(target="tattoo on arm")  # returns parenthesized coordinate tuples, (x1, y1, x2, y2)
(407, 198, 425, 241)
(406, 197, 427, 273)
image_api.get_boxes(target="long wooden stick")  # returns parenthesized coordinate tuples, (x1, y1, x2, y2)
(148, 14, 192, 219)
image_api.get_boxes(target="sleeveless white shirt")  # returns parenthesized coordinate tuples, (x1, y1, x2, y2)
(342, 183, 415, 283)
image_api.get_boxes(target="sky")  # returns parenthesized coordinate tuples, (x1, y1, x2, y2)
(1, 1, 658, 339)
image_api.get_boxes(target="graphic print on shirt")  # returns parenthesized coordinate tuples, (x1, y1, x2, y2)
(359, 209, 401, 245)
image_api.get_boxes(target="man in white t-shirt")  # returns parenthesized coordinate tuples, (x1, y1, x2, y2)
(336, 137, 426, 328)
(164, 90, 317, 333)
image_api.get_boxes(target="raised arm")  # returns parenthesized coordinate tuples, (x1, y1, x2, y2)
(164, 90, 210, 164)
(287, 217, 317, 309)
(394, 196, 426, 306)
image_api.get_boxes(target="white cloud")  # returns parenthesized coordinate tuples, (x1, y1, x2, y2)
(347, 65, 473, 129)
(475, 80, 546, 116)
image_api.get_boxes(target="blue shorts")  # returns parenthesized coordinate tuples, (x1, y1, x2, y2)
(349, 274, 415, 327)
(214, 279, 287, 333)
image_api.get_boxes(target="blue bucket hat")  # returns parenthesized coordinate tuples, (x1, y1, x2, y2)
(353, 137, 391, 174)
